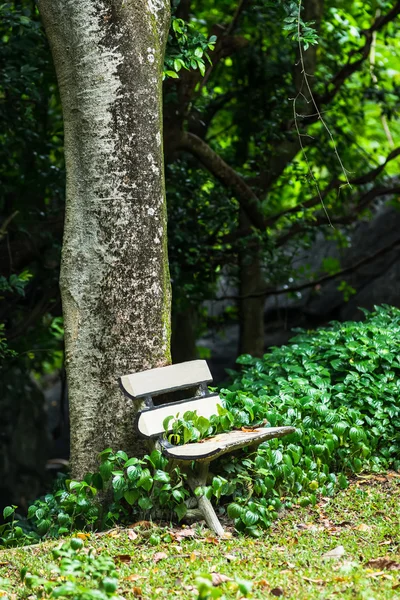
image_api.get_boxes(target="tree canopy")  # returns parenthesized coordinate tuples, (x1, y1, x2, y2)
(1, 0, 400, 388)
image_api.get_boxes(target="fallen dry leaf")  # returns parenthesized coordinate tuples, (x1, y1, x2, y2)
(130, 520, 154, 529)
(106, 529, 121, 539)
(125, 574, 147, 582)
(132, 586, 142, 597)
(365, 570, 387, 579)
(365, 557, 400, 571)
(190, 551, 200, 562)
(128, 529, 138, 541)
(322, 545, 345, 560)
(153, 551, 168, 563)
(301, 576, 325, 585)
(270, 586, 284, 596)
(211, 573, 233, 586)
(205, 537, 219, 545)
(173, 528, 197, 540)
(115, 554, 131, 563)
(354, 523, 372, 532)
(75, 532, 90, 540)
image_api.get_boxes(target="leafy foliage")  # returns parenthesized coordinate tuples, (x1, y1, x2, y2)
(0, 450, 191, 547)
(215, 304, 400, 533)
(20, 539, 123, 599)
(163, 305, 400, 534)
(163, 404, 233, 444)
(2, 306, 400, 541)
(99, 448, 190, 524)
(283, 1, 319, 50)
(164, 17, 216, 78)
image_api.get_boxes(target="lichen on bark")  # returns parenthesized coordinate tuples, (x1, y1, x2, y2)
(38, 0, 171, 478)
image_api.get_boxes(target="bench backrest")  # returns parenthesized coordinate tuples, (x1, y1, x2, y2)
(120, 360, 212, 400)
(135, 394, 222, 438)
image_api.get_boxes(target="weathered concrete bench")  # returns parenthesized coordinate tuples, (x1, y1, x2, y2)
(120, 359, 294, 536)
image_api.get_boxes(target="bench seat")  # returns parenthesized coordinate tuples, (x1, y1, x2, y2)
(160, 426, 294, 462)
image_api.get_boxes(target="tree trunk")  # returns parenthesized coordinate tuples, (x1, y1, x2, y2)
(238, 211, 265, 357)
(171, 306, 198, 364)
(38, 0, 171, 478)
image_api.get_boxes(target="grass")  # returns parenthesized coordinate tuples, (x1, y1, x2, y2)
(0, 473, 399, 599)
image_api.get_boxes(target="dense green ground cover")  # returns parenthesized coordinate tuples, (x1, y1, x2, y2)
(1, 305, 400, 545)
(0, 475, 399, 599)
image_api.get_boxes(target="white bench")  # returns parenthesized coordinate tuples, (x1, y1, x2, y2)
(120, 360, 295, 536)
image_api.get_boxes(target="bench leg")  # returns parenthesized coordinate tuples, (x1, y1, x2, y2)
(187, 461, 224, 537)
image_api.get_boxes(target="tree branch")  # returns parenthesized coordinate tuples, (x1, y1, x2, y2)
(178, 131, 267, 230)
(275, 185, 400, 247)
(266, 147, 400, 226)
(304, 2, 400, 123)
(198, 0, 250, 93)
(257, 3, 400, 192)
(217, 235, 400, 301)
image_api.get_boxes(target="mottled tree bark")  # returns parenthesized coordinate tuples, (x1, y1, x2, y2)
(38, 0, 171, 478)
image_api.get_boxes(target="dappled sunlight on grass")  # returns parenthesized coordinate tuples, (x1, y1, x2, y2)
(0, 474, 399, 599)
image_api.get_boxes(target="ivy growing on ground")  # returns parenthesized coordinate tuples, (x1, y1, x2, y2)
(20, 538, 123, 600)
(162, 305, 400, 534)
(1, 305, 400, 543)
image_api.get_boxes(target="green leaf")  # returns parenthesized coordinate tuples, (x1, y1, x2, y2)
(172, 489, 184, 503)
(124, 489, 139, 505)
(101, 577, 118, 594)
(36, 519, 51, 535)
(124, 457, 140, 467)
(227, 503, 242, 519)
(163, 415, 175, 430)
(112, 475, 126, 492)
(242, 510, 259, 527)
(137, 470, 153, 492)
(174, 502, 187, 521)
(154, 470, 171, 483)
(115, 450, 128, 462)
(27, 505, 37, 519)
(138, 496, 153, 511)
(3, 506, 14, 520)
(164, 70, 179, 79)
(98, 448, 113, 457)
(52, 582, 77, 597)
(99, 460, 113, 481)
(70, 537, 84, 550)
(127, 465, 140, 481)
(236, 578, 253, 596)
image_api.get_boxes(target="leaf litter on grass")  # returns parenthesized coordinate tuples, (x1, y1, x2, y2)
(0, 476, 399, 599)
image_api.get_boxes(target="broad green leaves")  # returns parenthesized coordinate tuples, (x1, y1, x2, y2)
(213, 305, 400, 533)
